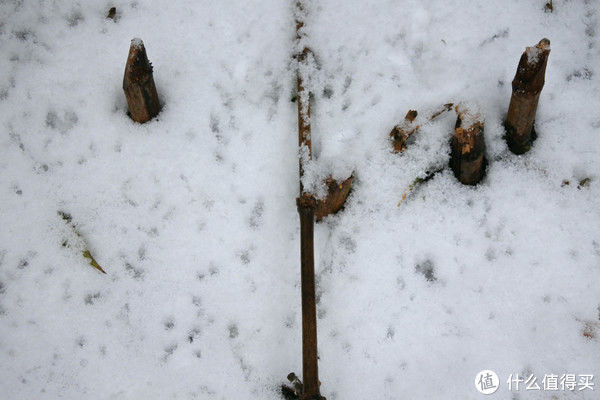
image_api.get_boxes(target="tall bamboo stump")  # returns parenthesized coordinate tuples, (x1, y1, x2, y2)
(450, 106, 486, 185)
(505, 38, 550, 154)
(123, 38, 160, 123)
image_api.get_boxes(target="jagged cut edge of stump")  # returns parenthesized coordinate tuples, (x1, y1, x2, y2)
(450, 109, 487, 186)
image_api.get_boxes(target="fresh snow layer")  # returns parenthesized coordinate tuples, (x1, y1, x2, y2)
(1, 1, 599, 399)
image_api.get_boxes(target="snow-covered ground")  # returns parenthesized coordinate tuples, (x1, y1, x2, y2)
(1, 1, 599, 399)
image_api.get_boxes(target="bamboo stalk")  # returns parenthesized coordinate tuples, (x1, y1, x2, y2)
(505, 38, 550, 154)
(123, 38, 160, 123)
(289, 2, 326, 398)
(450, 105, 487, 185)
(297, 46, 313, 194)
(296, 194, 321, 399)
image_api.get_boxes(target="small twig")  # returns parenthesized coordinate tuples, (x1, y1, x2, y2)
(58, 211, 106, 274)
(429, 103, 454, 121)
(578, 177, 591, 189)
(397, 168, 443, 206)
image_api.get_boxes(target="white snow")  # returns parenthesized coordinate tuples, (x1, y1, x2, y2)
(526, 45, 542, 64)
(130, 37, 143, 49)
(1, 1, 599, 399)
(455, 101, 483, 128)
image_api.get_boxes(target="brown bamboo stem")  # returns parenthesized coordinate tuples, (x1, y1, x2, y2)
(123, 38, 160, 123)
(505, 38, 550, 154)
(293, 2, 325, 398)
(450, 107, 487, 185)
(296, 194, 322, 400)
(297, 47, 313, 195)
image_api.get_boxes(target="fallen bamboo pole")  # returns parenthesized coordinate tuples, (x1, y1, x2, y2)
(505, 38, 550, 154)
(296, 193, 321, 399)
(284, 2, 326, 399)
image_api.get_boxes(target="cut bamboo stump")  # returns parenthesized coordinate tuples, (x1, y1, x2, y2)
(390, 103, 453, 153)
(450, 106, 486, 185)
(505, 38, 550, 154)
(123, 38, 160, 123)
(390, 110, 418, 153)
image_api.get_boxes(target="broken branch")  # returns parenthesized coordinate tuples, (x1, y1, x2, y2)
(390, 103, 454, 153)
(58, 211, 106, 274)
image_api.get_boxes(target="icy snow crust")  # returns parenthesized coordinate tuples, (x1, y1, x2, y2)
(1, 1, 599, 399)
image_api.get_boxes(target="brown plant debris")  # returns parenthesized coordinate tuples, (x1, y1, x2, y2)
(390, 103, 453, 153)
(397, 168, 443, 206)
(58, 211, 106, 274)
(315, 176, 353, 221)
(390, 110, 419, 153)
